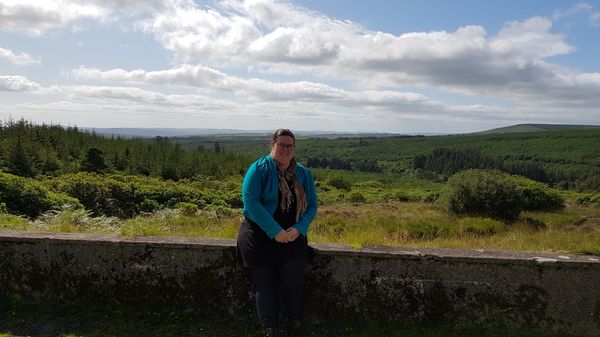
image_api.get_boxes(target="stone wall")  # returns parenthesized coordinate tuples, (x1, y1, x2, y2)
(1, 231, 599, 336)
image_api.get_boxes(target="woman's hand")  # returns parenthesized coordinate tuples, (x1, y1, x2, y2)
(275, 230, 290, 243)
(286, 227, 301, 242)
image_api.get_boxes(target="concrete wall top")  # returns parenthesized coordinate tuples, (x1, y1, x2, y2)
(2, 230, 598, 268)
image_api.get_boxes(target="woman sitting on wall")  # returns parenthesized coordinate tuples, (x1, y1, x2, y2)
(237, 128, 318, 337)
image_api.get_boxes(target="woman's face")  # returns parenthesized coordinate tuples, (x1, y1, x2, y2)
(271, 135, 295, 166)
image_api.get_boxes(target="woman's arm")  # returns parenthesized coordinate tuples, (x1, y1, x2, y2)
(242, 162, 283, 239)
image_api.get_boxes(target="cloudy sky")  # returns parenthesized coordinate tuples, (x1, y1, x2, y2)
(1, 0, 600, 133)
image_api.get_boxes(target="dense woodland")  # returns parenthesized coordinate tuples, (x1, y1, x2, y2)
(0, 119, 251, 180)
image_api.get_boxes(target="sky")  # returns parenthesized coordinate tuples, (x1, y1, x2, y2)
(1, 0, 600, 133)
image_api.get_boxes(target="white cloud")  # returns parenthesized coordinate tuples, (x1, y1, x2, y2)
(41, 84, 238, 112)
(2, 0, 599, 131)
(70, 64, 227, 88)
(0, 0, 167, 36)
(553, 2, 593, 20)
(0, 0, 107, 36)
(0, 46, 40, 66)
(136, 1, 588, 104)
(68, 64, 439, 110)
(0, 75, 40, 91)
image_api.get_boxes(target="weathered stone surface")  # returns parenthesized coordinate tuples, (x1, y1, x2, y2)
(1, 230, 599, 336)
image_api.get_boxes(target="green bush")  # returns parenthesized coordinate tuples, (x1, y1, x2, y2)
(348, 192, 366, 203)
(177, 202, 198, 216)
(0, 172, 80, 217)
(576, 193, 600, 207)
(391, 191, 412, 202)
(328, 176, 352, 191)
(209, 204, 234, 217)
(510, 175, 564, 211)
(437, 169, 523, 220)
(139, 199, 162, 213)
(43, 173, 219, 218)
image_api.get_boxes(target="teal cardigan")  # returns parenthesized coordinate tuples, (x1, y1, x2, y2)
(242, 155, 318, 239)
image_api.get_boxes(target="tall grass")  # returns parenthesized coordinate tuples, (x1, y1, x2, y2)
(2, 201, 599, 255)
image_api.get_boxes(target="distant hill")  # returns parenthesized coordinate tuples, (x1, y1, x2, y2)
(477, 124, 599, 134)
(81, 127, 404, 138)
(80, 128, 258, 138)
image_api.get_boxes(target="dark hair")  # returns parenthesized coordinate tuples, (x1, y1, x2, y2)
(271, 128, 295, 144)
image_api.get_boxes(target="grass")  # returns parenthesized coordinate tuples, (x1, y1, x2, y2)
(311, 202, 600, 254)
(0, 296, 577, 337)
(2, 200, 600, 255)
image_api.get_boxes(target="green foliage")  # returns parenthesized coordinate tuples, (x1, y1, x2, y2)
(0, 119, 252, 180)
(312, 216, 346, 237)
(0, 172, 80, 217)
(0, 212, 29, 230)
(176, 202, 198, 216)
(182, 128, 600, 192)
(41, 172, 242, 218)
(208, 204, 235, 217)
(80, 148, 109, 173)
(438, 169, 523, 220)
(510, 175, 565, 211)
(575, 193, 600, 207)
(521, 216, 547, 230)
(405, 220, 451, 239)
(328, 175, 352, 191)
(458, 217, 504, 235)
(348, 192, 366, 203)
(413, 148, 500, 178)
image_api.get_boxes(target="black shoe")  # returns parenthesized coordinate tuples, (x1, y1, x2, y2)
(264, 327, 279, 337)
(287, 320, 303, 337)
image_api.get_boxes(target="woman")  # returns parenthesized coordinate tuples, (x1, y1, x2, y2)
(237, 128, 318, 337)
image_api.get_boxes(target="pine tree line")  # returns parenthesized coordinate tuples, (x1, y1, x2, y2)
(0, 119, 252, 180)
(413, 148, 600, 191)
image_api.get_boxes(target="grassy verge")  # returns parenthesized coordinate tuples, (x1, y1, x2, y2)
(0, 296, 575, 337)
(2, 201, 599, 255)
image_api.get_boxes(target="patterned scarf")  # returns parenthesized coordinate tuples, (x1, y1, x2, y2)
(277, 158, 307, 222)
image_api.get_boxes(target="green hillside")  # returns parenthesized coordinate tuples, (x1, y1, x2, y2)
(477, 123, 599, 134)
(175, 127, 600, 191)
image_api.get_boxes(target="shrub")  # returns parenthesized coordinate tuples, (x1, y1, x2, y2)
(576, 193, 600, 207)
(209, 204, 234, 217)
(423, 192, 440, 203)
(0, 172, 80, 217)
(348, 192, 366, 203)
(224, 193, 243, 208)
(391, 191, 412, 202)
(44, 173, 214, 218)
(139, 199, 162, 213)
(510, 175, 564, 211)
(437, 169, 523, 220)
(177, 202, 198, 216)
(328, 175, 352, 191)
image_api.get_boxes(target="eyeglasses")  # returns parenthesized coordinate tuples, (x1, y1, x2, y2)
(276, 142, 295, 150)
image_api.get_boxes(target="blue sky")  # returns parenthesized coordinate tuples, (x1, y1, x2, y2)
(1, 0, 600, 133)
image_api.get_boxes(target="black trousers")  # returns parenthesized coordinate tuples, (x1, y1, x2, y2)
(251, 258, 307, 329)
